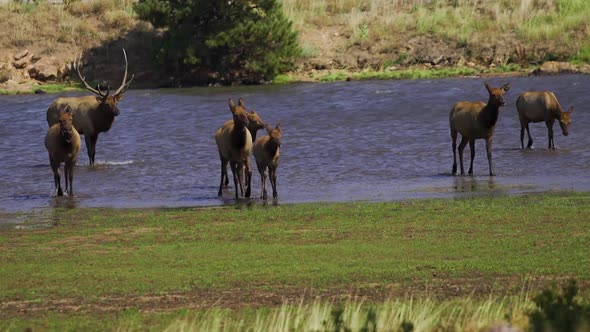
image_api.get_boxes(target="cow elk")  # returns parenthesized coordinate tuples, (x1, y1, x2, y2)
(516, 90, 573, 149)
(47, 49, 134, 165)
(220, 105, 265, 187)
(450, 82, 510, 176)
(253, 123, 282, 200)
(45, 106, 81, 196)
(215, 98, 253, 199)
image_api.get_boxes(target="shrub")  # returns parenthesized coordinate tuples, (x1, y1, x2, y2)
(528, 280, 590, 332)
(134, 0, 300, 83)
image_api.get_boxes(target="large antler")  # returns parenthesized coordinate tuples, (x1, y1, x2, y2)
(113, 49, 134, 97)
(74, 52, 109, 98)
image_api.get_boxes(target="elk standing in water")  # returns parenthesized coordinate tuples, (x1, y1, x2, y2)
(219, 105, 265, 187)
(45, 106, 81, 196)
(46, 49, 134, 165)
(516, 91, 573, 149)
(253, 123, 282, 200)
(215, 98, 253, 199)
(450, 82, 510, 176)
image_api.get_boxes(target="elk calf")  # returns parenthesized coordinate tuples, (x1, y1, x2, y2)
(45, 107, 81, 196)
(215, 98, 253, 199)
(253, 123, 282, 200)
(450, 82, 510, 176)
(516, 91, 573, 149)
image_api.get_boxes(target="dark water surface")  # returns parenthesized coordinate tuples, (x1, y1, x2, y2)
(1, 75, 589, 216)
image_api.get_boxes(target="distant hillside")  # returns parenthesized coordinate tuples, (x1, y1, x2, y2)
(1, 0, 589, 92)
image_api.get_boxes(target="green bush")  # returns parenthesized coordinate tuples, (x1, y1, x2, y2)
(528, 280, 590, 332)
(134, 0, 300, 84)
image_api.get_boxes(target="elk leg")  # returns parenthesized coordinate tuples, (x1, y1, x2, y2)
(229, 161, 240, 200)
(51, 160, 63, 196)
(547, 123, 555, 150)
(66, 161, 75, 196)
(468, 139, 476, 175)
(451, 130, 458, 174)
(244, 157, 252, 198)
(258, 163, 267, 200)
(520, 122, 524, 149)
(270, 165, 278, 200)
(218, 159, 226, 197)
(84, 135, 98, 166)
(486, 137, 495, 176)
(458, 137, 468, 175)
(525, 124, 533, 149)
(237, 162, 245, 196)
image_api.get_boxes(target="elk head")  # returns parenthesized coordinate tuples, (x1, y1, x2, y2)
(74, 49, 134, 117)
(485, 82, 510, 107)
(59, 106, 75, 143)
(229, 97, 249, 128)
(265, 123, 282, 147)
(559, 106, 574, 136)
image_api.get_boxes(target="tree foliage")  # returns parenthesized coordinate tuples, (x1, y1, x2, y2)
(134, 0, 300, 83)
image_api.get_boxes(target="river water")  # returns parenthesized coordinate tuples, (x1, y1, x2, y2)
(1, 74, 589, 216)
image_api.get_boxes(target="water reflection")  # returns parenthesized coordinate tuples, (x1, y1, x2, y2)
(453, 176, 496, 193)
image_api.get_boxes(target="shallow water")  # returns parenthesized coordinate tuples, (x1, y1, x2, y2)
(1, 74, 589, 216)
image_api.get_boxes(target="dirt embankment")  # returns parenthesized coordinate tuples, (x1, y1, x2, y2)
(1, 2, 589, 93)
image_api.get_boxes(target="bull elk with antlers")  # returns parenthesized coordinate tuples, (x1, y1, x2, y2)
(46, 49, 134, 165)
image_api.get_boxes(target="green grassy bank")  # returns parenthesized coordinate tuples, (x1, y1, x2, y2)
(1, 193, 589, 330)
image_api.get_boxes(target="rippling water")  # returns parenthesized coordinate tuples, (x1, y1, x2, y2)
(1, 74, 589, 215)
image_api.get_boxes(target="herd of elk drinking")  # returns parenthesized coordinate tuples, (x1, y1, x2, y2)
(43, 49, 574, 199)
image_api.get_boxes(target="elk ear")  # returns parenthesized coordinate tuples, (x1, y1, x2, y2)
(265, 123, 273, 135)
(95, 96, 107, 104)
(238, 97, 245, 107)
(275, 123, 281, 131)
(249, 109, 257, 115)
(115, 94, 124, 102)
(501, 83, 510, 92)
(229, 98, 236, 112)
(568, 106, 574, 113)
(484, 81, 492, 93)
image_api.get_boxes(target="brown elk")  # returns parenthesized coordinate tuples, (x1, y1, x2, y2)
(45, 106, 81, 196)
(47, 49, 134, 165)
(220, 106, 265, 187)
(516, 91, 574, 149)
(253, 123, 282, 200)
(215, 98, 253, 199)
(450, 82, 510, 176)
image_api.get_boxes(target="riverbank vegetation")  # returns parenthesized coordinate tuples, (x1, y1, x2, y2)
(1, 192, 589, 330)
(0, 0, 589, 92)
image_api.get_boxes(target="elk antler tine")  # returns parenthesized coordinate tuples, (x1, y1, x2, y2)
(114, 48, 132, 97)
(75, 51, 107, 97)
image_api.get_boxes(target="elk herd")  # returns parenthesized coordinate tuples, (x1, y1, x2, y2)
(43, 49, 575, 201)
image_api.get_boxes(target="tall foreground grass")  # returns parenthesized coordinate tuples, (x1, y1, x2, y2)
(162, 295, 532, 332)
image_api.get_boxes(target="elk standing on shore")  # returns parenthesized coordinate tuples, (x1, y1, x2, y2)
(220, 106, 265, 187)
(516, 91, 573, 149)
(450, 82, 510, 176)
(215, 98, 253, 199)
(253, 123, 282, 200)
(45, 106, 81, 196)
(47, 49, 134, 165)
